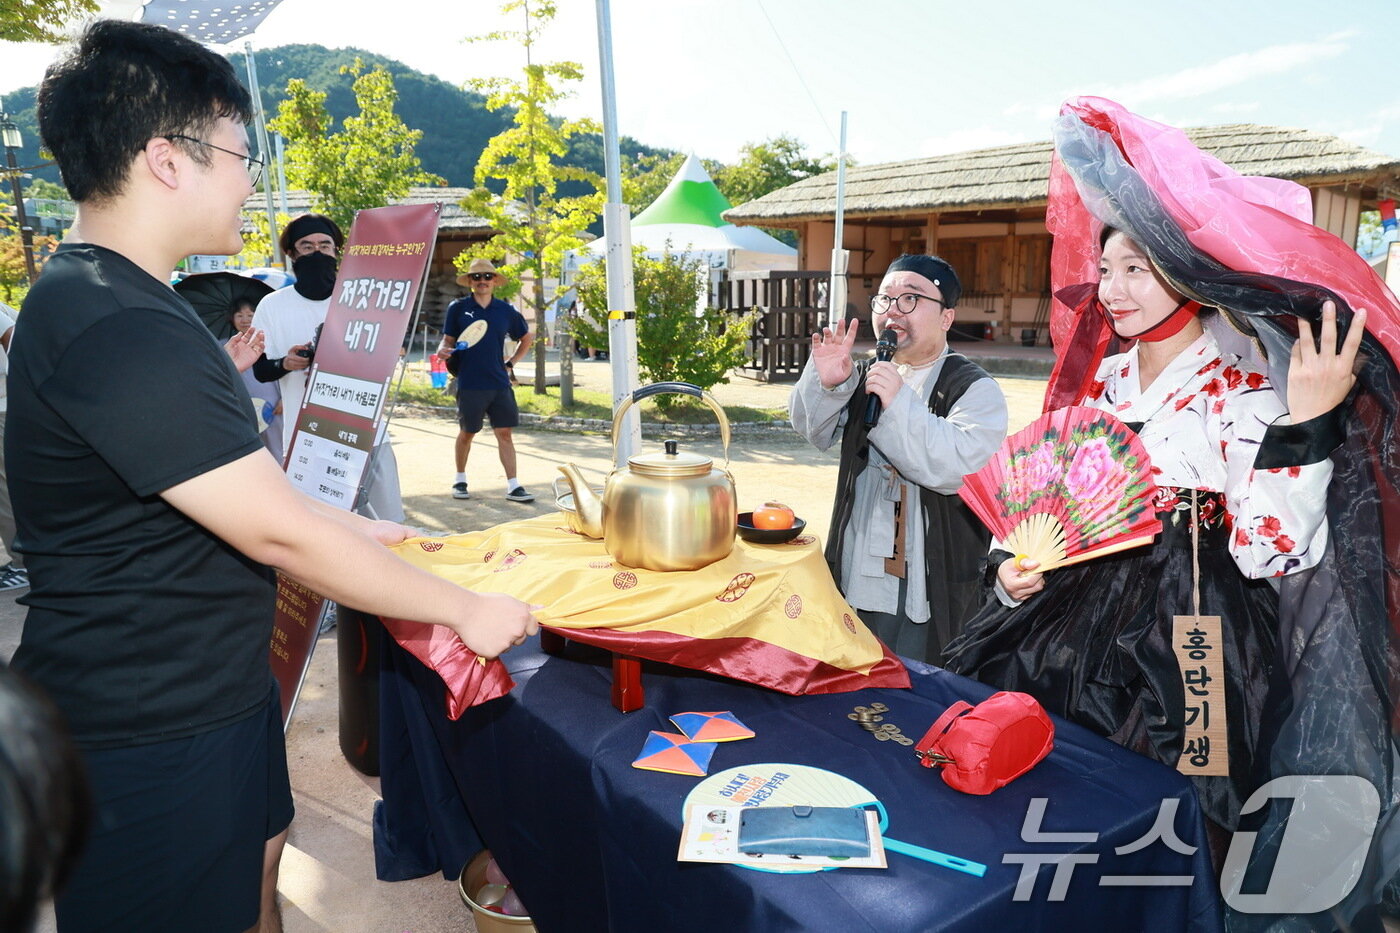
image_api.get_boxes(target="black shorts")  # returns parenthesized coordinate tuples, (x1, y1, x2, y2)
(457, 386, 519, 433)
(54, 684, 294, 933)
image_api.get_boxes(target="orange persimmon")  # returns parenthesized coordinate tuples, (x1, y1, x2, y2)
(752, 501, 795, 530)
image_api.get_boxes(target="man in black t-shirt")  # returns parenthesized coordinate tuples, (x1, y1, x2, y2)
(8, 22, 538, 933)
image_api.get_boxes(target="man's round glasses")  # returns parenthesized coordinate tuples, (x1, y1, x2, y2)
(870, 292, 945, 316)
(468, 272, 495, 281)
(164, 134, 265, 186)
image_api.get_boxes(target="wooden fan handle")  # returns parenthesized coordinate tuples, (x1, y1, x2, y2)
(1046, 534, 1159, 570)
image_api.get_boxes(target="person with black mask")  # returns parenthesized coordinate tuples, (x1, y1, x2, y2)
(256, 214, 407, 523)
(256, 214, 339, 454)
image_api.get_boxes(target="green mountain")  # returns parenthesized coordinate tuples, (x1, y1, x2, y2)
(2, 43, 675, 198)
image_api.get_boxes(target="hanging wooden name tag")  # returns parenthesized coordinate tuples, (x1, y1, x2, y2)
(1172, 613, 1229, 777)
(884, 485, 906, 579)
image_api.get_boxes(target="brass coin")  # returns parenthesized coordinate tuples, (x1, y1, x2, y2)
(869, 703, 888, 713)
(893, 736, 914, 746)
(873, 731, 892, 741)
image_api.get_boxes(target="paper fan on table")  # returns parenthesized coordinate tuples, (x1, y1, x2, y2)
(959, 406, 1162, 572)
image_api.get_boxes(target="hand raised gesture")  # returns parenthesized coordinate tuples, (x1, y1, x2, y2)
(223, 327, 265, 373)
(1288, 302, 1365, 423)
(810, 317, 859, 389)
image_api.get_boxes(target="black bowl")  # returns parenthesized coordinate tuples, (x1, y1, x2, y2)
(736, 511, 807, 544)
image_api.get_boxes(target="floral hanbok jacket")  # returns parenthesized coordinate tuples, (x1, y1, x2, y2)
(1082, 329, 1330, 579)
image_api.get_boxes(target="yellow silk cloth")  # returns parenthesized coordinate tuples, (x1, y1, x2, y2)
(389, 514, 890, 675)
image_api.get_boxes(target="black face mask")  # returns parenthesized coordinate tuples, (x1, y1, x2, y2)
(292, 251, 338, 301)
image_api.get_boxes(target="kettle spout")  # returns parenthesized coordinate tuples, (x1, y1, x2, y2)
(557, 463, 604, 538)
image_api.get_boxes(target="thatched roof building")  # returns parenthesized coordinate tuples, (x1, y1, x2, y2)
(725, 124, 1400, 225)
(722, 124, 1400, 345)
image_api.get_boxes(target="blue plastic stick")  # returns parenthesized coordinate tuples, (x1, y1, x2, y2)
(882, 836, 987, 877)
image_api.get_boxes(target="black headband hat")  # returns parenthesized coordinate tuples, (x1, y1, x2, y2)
(279, 214, 344, 254)
(886, 254, 961, 309)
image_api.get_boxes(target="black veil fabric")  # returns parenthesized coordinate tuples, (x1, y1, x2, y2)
(1048, 100, 1400, 930)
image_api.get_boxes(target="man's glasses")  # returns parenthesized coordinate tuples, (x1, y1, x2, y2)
(870, 292, 945, 316)
(468, 272, 495, 281)
(164, 134, 265, 186)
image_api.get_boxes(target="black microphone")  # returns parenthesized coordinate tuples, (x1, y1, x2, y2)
(863, 328, 898, 428)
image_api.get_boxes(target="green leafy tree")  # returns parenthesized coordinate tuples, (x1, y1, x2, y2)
(234, 210, 291, 269)
(23, 177, 69, 202)
(571, 247, 753, 413)
(1357, 210, 1384, 256)
(0, 213, 57, 304)
(712, 134, 837, 205)
(713, 135, 838, 247)
(0, 0, 96, 42)
(458, 0, 603, 403)
(269, 60, 444, 232)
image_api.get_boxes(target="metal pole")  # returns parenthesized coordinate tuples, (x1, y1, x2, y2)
(594, 0, 641, 465)
(274, 132, 289, 216)
(827, 111, 849, 329)
(244, 42, 282, 266)
(4, 146, 36, 285)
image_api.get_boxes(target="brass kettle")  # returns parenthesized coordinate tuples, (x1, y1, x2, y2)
(557, 382, 736, 572)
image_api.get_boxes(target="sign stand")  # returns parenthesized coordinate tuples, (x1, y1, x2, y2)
(270, 203, 442, 728)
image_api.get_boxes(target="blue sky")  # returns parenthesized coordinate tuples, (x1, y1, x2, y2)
(1, 0, 1397, 166)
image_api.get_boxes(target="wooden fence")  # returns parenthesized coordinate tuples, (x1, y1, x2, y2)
(718, 270, 828, 382)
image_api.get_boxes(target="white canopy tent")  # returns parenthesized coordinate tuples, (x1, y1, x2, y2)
(565, 154, 797, 278)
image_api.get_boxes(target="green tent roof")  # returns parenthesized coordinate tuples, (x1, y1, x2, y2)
(632, 154, 733, 227)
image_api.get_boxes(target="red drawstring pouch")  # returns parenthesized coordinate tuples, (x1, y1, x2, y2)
(914, 692, 1054, 795)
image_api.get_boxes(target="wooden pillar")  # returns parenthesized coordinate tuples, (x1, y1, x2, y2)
(926, 213, 940, 254)
(1002, 223, 1017, 342)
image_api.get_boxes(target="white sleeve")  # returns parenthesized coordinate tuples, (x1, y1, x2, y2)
(788, 359, 857, 452)
(1216, 385, 1331, 579)
(869, 377, 1008, 493)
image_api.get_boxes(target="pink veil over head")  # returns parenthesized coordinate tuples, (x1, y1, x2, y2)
(1045, 97, 1400, 927)
(1045, 96, 1400, 411)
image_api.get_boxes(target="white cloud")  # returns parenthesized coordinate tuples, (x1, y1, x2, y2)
(1323, 125, 1382, 148)
(911, 128, 1027, 158)
(1209, 101, 1261, 116)
(1097, 32, 1356, 106)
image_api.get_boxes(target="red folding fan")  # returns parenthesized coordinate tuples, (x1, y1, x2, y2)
(959, 406, 1162, 572)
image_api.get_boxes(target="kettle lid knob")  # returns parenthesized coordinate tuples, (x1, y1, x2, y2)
(664, 440, 678, 456)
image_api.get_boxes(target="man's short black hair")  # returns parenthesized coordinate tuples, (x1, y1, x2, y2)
(37, 20, 253, 203)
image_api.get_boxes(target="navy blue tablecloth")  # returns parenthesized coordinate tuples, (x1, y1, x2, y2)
(374, 634, 1223, 932)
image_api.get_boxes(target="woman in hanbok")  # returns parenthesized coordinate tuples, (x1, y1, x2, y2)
(944, 97, 1400, 925)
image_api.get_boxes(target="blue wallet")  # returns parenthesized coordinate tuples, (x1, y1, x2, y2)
(737, 805, 871, 858)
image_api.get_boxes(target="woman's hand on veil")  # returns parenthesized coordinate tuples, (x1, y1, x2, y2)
(1288, 301, 1366, 423)
(997, 556, 1044, 602)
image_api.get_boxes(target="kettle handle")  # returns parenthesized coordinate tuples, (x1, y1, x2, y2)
(611, 382, 731, 467)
